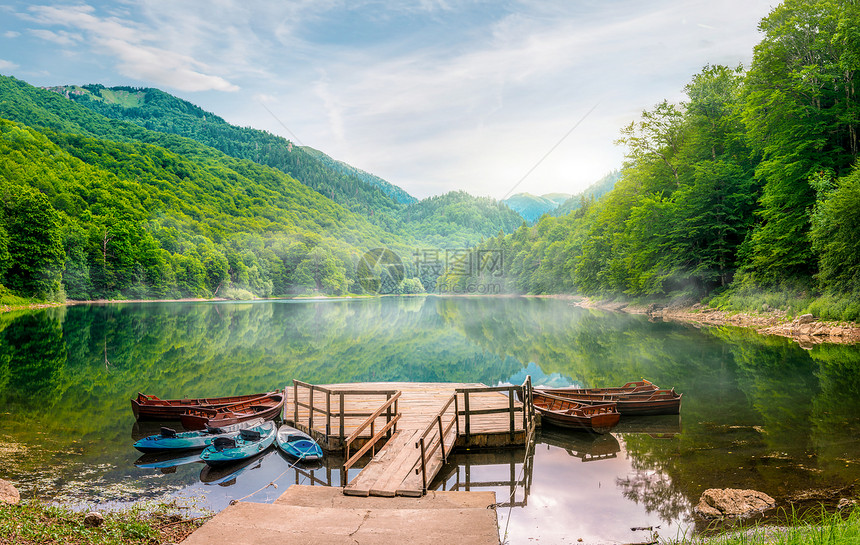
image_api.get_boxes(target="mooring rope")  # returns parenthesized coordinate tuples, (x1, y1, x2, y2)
(228, 444, 319, 505)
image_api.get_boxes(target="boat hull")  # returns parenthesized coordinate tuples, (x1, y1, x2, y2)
(533, 392, 620, 434)
(180, 392, 285, 430)
(538, 388, 682, 416)
(276, 424, 324, 462)
(200, 421, 277, 467)
(131, 391, 274, 421)
(133, 418, 265, 453)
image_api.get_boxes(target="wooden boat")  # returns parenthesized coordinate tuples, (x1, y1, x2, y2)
(180, 391, 285, 430)
(536, 387, 682, 416)
(132, 417, 265, 453)
(131, 391, 274, 421)
(543, 380, 659, 397)
(200, 421, 276, 467)
(532, 391, 620, 433)
(276, 424, 324, 462)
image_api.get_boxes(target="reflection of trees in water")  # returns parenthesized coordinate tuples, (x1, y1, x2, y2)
(616, 468, 690, 524)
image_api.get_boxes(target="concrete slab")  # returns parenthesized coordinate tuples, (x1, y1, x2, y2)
(183, 488, 501, 545)
(276, 484, 497, 510)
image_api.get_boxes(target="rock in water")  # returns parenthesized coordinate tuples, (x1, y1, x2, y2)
(0, 480, 20, 505)
(695, 488, 776, 518)
(84, 511, 104, 528)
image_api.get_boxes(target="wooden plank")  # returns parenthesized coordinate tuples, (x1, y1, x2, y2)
(344, 430, 412, 497)
(369, 430, 423, 497)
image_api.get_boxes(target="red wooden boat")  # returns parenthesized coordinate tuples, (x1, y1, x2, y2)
(180, 391, 285, 430)
(131, 391, 275, 421)
(537, 387, 682, 416)
(532, 391, 620, 433)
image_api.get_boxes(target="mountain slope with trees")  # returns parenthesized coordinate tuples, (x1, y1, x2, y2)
(0, 75, 408, 300)
(440, 0, 860, 321)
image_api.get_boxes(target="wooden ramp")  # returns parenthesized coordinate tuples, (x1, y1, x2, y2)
(285, 381, 534, 498)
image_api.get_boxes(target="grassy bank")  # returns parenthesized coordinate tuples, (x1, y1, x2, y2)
(0, 500, 207, 544)
(707, 285, 860, 323)
(668, 507, 860, 545)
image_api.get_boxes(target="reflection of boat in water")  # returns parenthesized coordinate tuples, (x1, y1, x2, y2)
(134, 450, 204, 470)
(539, 428, 622, 462)
(612, 414, 682, 437)
(199, 450, 272, 486)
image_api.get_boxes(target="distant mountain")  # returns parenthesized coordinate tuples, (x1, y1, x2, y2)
(552, 171, 621, 216)
(47, 84, 412, 220)
(400, 191, 525, 248)
(502, 192, 572, 223)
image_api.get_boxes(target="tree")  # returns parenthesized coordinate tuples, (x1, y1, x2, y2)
(741, 0, 858, 283)
(2, 185, 66, 299)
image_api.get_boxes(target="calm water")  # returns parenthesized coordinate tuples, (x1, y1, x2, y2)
(1, 297, 859, 543)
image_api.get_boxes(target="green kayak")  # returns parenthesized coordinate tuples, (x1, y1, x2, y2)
(199, 421, 276, 467)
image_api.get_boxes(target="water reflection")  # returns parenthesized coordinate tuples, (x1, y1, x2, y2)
(0, 298, 859, 542)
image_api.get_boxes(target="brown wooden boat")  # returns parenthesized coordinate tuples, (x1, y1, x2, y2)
(131, 391, 276, 421)
(532, 391, 620, 433)
(536, 387, 682, 416)
(544, 379, 660, 397)
(179, 391, 285, 430)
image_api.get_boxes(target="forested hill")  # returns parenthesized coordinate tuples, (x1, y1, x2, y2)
(0, 75, 408, 300)
(395, 190, 524, 248)
(440, 0, 860, 321)
(48, 84, 410, 222)
(46, 83, 515, 248)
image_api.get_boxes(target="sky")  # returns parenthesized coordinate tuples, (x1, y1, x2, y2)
(0, 0, 776, 200)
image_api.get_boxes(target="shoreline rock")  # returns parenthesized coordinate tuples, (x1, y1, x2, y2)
(695, 488, 776, 519)
(0, 479, 20, 505)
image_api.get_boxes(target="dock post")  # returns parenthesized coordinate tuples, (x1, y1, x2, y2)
(339, 392, 345, 444)
(293, 381, 298, 424)
(326, 391, 331, 435)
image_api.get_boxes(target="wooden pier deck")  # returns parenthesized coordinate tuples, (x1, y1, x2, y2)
(284, 381, 534, 498)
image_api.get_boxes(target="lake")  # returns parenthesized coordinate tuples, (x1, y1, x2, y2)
(1, 297, 859, 543)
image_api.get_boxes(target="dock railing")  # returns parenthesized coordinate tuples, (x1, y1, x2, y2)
(414, 376, 535, 493)
(291, 380, 400, 448)
(342, 392, 402, 485)
(414, 393, 458, 492)
(456, 375, 535, 445)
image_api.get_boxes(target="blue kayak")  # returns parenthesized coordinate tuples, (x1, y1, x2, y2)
(133, 417, 265, 453)
(200, 421, 276, 467)
(276, 424, 324, 462)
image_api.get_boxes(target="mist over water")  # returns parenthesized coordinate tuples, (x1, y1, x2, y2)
(1, 297, 858, 542)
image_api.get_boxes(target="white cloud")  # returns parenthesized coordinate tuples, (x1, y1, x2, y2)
(0, 58, 19, 70)
(26, 4, 239, 92)
(29, 29, 81, 46)
(4, 30, 21, 38)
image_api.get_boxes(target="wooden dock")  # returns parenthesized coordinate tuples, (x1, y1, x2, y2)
(284, 380, 535, 498)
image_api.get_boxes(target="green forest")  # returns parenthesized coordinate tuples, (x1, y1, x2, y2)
(0, 76, 521, 301)
(2, 0, 860, 319)
(440, 0, 860, 320)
